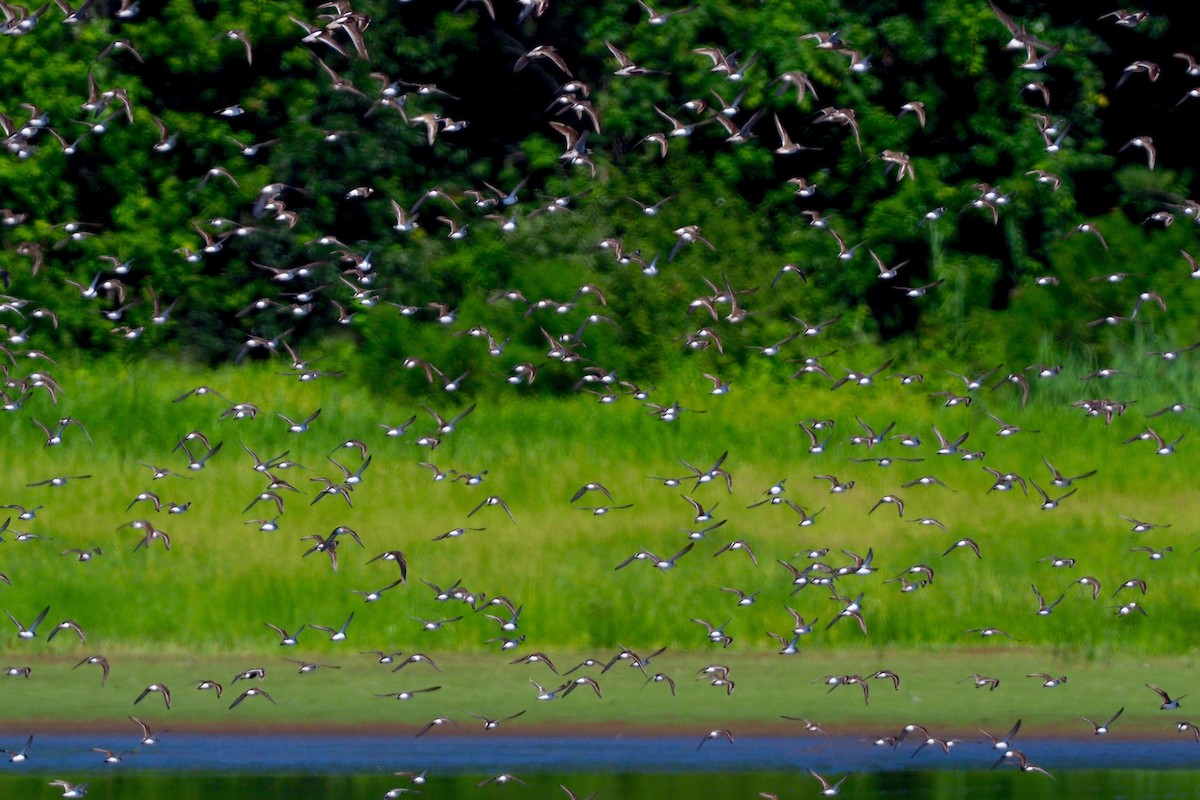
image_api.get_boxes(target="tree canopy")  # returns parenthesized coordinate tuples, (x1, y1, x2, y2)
(1, 0, 1197, 393)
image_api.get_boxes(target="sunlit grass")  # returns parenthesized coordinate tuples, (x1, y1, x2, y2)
(0, 355, 1196, 662)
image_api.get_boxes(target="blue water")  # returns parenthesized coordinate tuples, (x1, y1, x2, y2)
(5, 733, 1197, 773)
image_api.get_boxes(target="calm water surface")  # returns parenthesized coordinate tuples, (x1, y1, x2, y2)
(1, 735, 1197, 798)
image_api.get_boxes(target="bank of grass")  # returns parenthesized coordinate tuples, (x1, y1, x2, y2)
(0, 649, 1195, 737)
(0, 357, 1196, 659)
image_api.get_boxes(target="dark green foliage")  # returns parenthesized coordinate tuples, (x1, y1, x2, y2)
(0, 1, 1196, 392)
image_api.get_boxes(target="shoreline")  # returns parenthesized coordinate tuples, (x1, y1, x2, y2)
(2, 717, 1192, 741)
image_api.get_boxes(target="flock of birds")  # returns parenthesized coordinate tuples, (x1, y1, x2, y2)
(2, 0, 1200, 797)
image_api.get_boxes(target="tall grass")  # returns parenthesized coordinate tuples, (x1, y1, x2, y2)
(0, 354, 1196, 661)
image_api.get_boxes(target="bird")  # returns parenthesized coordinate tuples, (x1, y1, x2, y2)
(1118, 136, 1156, 169)
(869, 495, 905, 517)
(992, 749, 1054, 779)
(965, 627, 1019, 641)
(2, 734, 33, 763)
(310, 613, 354, 642)
(133, 683, 172, 710)
(414, 717, 458, 737)
(807, 769, 850, 796)
(697, 729, 734, 751)
(467, 709, 526, 730)
(216, 29, 253, 65)
(265, 624, 305, 646)
(277, 408, 321, 434)
(962, 674, 1001, 691)
(477, 774, 528, 788)
(72, 655, 110, 686)
(467, 495, 516, 523)
(47, 619, 86, 642)
(605, 41, 659, 76)
(773, 113, 818, 155)
(1148, 684, 1186, 710)
(1031, 585, 1065, 615)
(979, 719, 1021, 749)
(1027, 672, 1068, 688)
(943, 538, 981, 558)
(713, 539, 757, 566)
(511, 652, 559, 673)
(1031, 480, 1076, 510)
(1081, 707, 1124, 734)
(375, 686, 441, 701)
(229, 687, 276, 709)
(898, 100, 927, 127)
(637, 0, 695, 25)
(48, 781, 89, 798)
(5, 606, 50, 639)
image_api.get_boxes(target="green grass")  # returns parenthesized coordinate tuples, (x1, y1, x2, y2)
(0, 649, 1195, 736)
(0, 355, 1196, 662)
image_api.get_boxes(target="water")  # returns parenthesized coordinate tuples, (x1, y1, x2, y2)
(2, 735, 1198, 798)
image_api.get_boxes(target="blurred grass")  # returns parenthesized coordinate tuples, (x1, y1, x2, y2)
(0, 649, 1195, 736)
(0, 354, 1196, 662)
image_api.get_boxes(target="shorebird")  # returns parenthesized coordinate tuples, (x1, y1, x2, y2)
(467, 709, 526, 730)
(713, 539, 757, 566)
(869, 495, 905, 517)
(979, 719, 1020, 749)
(277, 408, 320, 434)
(1031, 585, 1065, 615)
(1082, 707, 1124, 734)
(964, 671, 1003, 690)
(310, 613, 354, 642)
(265, 624, 305, 646)
(605, 41, 659, 76)
(814, 474, 855, 493)
(72, 655, 110, 685)
(1031, 480, 1076, 510)
(376, 686, 441, 701)
(392, 653, 442, 672)
(932, 425, 969, 455)
(1027, 672, 1067, 688)
(48, 781, 89, 798)
(47, 619, 86, 642)
(965, 627, 1018, 640)
(1147, 684, 1186, 710)
(1042, 457, 1096, 487)
(134, 683, 172, 709)
(2, 734, 32, 762)
(5, 606, 50, 639)
(807, 769, 850, 796)
(467, 495, 516, 523)
(414, 717, 457, 737)
(987, 0, 1054, 51)
(229, 687, 276, 708)
(991, 749, 1054, 779)
(940, 537, 981, 560)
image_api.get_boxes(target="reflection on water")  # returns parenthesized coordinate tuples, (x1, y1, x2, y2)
(2, 735, 1199, 798)
(1, 734, 1198, 773)
(3, 769, 1200, 799)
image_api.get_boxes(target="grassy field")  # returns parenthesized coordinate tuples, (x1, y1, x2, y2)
(0, 356, 1196, 660)
(0, 649, 1195, 737)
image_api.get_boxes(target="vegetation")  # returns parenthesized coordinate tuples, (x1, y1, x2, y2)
(5, 771, 1198, 800)
(1, 648, 1197, 733)
(1, 0, 1198, 738)
(0, 1, 1197, 379)
(0, 359, 1196, 657)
